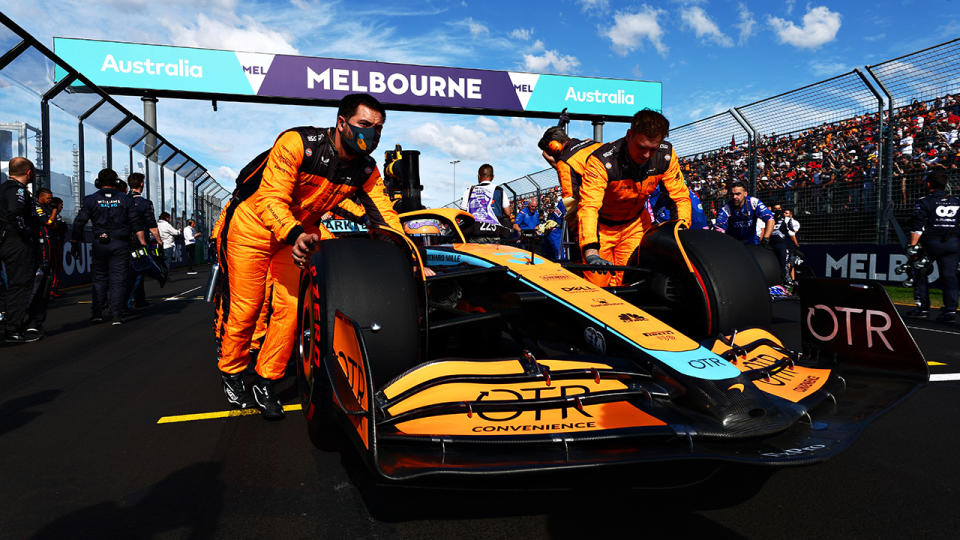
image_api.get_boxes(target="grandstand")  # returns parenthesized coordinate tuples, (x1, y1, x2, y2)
(461, 37, 960, 246)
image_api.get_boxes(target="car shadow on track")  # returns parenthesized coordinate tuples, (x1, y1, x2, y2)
(30, 462, 224, 539)
(314, 425, 772, 535)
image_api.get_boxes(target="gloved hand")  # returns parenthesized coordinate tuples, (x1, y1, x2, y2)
(759, 237, 770, 248)
(69, 241, 80, 258)
(905, 244, 920, 257)
(585, 253, 614, 274)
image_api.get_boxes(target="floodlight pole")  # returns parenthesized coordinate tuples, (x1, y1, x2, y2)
(450, 159, 460, 205)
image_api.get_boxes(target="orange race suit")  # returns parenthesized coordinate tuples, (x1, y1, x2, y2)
(215, 126, 402, 381)
(578, 138, 691, 287)
(555, 138, 602, 204)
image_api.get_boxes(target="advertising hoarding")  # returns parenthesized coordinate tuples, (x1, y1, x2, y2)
(54, 38, 660, 120)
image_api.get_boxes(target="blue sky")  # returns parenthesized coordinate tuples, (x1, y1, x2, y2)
(1, 0, 958, 207)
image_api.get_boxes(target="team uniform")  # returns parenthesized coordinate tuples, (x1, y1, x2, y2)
(127, 191, 159, 307)
(555, 139, 602, 204)
(910, 189, 959, 316)
(25, 202, 65, 331)
(770, 214, 801, 284)
(578, 139, 691, 286)
(214, 126, 402, 383)
(0, 179, 39, 337)
(648, 182, 708, 229)
(72, 188, 145, 322)
(715, 197, 775, 245)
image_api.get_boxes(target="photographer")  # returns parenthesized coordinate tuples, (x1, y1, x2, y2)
(906, 170, 959, 322)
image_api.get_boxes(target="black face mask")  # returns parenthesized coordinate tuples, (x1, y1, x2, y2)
(342, 122, 380, 156)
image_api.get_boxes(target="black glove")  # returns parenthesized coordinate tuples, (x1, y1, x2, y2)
(759, 237, 770, 248)
(585, 253, 614, 274)
(905, 244, 920, 257)
(69, 241, 80, 258)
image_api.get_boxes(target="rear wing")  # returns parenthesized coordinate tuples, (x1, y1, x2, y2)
(799, 278, 928, 380)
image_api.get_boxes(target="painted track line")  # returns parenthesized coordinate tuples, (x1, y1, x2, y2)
(157, 404, 302, 424)
(906, 325, 960, 336)
(930, 374, 960, 382)
(164, 285, 203, 302)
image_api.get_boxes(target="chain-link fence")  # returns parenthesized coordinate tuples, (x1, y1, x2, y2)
(0, 12, 231, 237)
(470, 37, 959, 246)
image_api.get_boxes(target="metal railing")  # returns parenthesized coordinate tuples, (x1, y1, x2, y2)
(0, 11, 231, 236)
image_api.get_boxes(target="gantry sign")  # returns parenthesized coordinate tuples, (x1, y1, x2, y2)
(53, 38, 660, 122)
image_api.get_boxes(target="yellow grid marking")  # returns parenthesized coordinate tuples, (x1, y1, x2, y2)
(157, 404, 302, 424)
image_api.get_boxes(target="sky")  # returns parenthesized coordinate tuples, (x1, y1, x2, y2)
(1, 0, 958, 208)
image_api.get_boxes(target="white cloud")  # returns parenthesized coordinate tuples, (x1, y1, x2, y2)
(768, 6, 842, 49)
(509, 28, 533, 40)
(603, 6, 668, 56)
(462, 17, 490, 38)
(809, 60, 848, 77)
(214, 165, 238, 182)
(522, 49, 581, 74)
(578, 0, 609, 13)
(785, 0, 796, 15)
(681, 6, 733, 47)
(476, 117, 501, 134)
(162, 13, 299, 54)
(736, 3, 756, 45)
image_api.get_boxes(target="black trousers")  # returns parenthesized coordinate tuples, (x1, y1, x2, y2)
(91, 238, 131, 319)
(27, 263, 52, 326)
(770, 237, 795, 284)
(917, 236, 959, 312)
(183, 243, 195, 269)
(0, 236, 37, 334)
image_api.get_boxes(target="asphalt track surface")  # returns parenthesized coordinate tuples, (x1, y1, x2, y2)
(1, 266, 958, 539)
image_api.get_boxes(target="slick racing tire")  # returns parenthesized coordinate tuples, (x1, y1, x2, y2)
(678, 229, 772, 337)
(298, 238, 420, 429)
(746, 244, 781, 287)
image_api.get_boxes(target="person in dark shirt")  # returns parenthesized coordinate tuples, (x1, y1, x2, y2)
(24, 188, 62, 336)
(0, 157, 40, 343)
(125, 173, 160, 308)
(906, 169, 959, 322)
(71, 169, 147, 325)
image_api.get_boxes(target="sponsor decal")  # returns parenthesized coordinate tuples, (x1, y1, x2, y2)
(584, 327, 606, 354)
(472, 422, 597, 432)
(308, 66, 484, 99)
(727, 383, 745, 393)
(561, 285, 596, 293)
(643, 330, 676, 341)
(806, 304, 894, 352)
(761, 444, 827, 459)
(591, 297, 624, 308)
(618, 312, 647, 322)
(539, 273, 572, 281)
(936, 205, 959, 218)
(305, 148, 313, 157)
(687, 357, 726, 369)
(475, 385, 593, 421)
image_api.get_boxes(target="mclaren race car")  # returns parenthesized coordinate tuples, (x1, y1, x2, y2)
(296, 209, 927, 481)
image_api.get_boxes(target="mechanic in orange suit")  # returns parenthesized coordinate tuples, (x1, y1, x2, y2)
(538, 126, 601, 221)
(215, 93, 404, 420)
(578, 109, 691, 287)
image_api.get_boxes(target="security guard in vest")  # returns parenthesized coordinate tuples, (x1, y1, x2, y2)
(0, 157, 40, 343)
(907, 169, 959, 322)
(71, 168, 147, 325)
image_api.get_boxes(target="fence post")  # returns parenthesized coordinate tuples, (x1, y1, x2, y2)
(733, 107, 759, 194)
(865, 65, 896, 245)
(854, 68, 886, 243)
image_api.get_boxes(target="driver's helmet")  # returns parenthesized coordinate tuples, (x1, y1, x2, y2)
(403, 218, 447, 246)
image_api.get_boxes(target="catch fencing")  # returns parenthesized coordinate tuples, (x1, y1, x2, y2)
(0, 12, 230, 236)
(449, 37, 960, 245)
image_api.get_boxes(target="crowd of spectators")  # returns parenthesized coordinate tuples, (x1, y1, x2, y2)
(677, 94, 960, 224)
